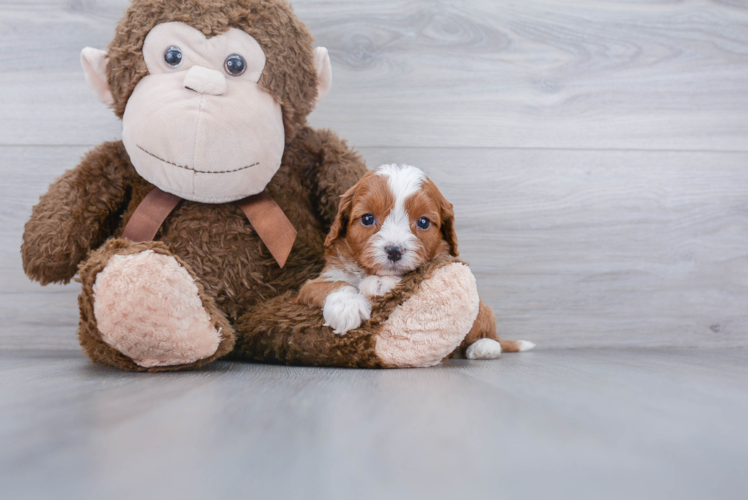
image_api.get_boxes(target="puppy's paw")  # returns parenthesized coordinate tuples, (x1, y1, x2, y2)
(516, 340, 536, 351)
(358, 275, 402, 298)
(465, 338, 502, 360)
(323, 286, 371, 335)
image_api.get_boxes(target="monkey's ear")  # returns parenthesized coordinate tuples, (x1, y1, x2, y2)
(313, 47, 332, 105)
(80, 47, 114, 106)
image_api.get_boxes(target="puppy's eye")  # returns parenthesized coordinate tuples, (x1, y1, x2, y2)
(164, 46, 183, 68)
(361, 214, 375, 226)
(417, 217, 431, 229)
(224, 54, 246, 76)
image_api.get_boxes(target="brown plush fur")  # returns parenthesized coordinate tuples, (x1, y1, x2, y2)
(77, 239, 235, 372)
(23, 128, 364, 307)
(22, 141, 133, 285)
(21, 0, 482, 371)
(22, 0, 367, 371)
(22, 124, 366, 371)
(107, 0, 318, 140)
(233, 256, 464, 368)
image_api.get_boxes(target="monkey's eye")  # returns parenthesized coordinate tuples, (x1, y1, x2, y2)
(361, 214, 375, 226)
(164, 46, 183, 68)
(224, 54, 246, 76)
(417, 217, 431, 229)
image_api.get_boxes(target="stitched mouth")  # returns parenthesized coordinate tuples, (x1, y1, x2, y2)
(137, 145, 259, 174)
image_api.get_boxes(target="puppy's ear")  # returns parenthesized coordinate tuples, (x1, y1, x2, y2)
(325, 187, 355, 247)
(438, 191, 459, 257)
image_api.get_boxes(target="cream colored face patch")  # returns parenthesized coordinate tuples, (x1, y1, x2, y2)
(121, 22, 285, 203)
(142, 22, 267, 82)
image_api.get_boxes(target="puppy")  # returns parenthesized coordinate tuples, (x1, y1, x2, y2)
(297, 164, 535, 359)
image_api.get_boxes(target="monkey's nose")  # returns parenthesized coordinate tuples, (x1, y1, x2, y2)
(183, 66, 227, 96)
(385, 245, 404, 262)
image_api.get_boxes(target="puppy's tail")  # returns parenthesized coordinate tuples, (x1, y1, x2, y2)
(499, 339, 536, 353)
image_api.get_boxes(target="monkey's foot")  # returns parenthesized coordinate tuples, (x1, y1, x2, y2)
(78, 239, 234, 371)
(373, 262, 480, 367)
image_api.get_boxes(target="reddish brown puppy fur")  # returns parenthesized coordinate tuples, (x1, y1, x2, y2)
(321, 173, 457, 275)
(311, 171, 455, 285)
(297, 165, 530, 355)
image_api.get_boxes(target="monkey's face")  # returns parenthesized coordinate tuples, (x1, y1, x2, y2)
(117, 22, 285, 203)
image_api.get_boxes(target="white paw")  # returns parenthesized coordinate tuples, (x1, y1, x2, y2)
(465, 339, 502, 360)
(323, 286, 371, 335)
(517, 340, 536, 351)
(358, 275, 402, 298)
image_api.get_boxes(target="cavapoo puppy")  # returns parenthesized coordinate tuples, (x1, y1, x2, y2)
(297, 164, 535, 359)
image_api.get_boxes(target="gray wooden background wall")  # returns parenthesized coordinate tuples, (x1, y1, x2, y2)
(1, 0, 747, 350)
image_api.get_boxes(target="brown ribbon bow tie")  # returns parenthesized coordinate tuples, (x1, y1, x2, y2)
(122, 187, 297, 268)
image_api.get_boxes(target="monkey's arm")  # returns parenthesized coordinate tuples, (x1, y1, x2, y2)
(22, 141, 133, 285)
(297, 127, 368, 229)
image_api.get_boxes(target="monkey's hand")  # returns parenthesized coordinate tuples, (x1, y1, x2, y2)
(22, 141, 132, 285)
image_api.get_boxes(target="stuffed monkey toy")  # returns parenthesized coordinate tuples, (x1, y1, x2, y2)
(21, 0, 480, 371)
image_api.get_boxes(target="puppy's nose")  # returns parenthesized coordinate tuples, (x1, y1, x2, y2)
(385, 245, 404, 262)
(183, 66, 227, 96)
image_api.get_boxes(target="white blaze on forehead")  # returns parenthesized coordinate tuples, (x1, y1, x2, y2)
(368, 164, 427, 275)
(375, 164, 426, 210)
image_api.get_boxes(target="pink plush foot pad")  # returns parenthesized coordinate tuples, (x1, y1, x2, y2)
(92, 250, 221, 367)
(375, 262, 480, 367)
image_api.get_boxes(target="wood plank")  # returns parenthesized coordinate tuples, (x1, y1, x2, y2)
(3, 145, 747, 350)
(360, 147, 748, 348)
(1, 0, 747, 150)
(0, 146, 87, 350)
(1, 349, 747, 499)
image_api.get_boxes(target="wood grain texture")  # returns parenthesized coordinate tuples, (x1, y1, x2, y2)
(3, 145, 747, 350)
(1, 0, 747, 351)
(1, 349, 747, 500)
(3, 2, 748, 494)
(1, 0, 747, 149)
(360, 147, 748, 348)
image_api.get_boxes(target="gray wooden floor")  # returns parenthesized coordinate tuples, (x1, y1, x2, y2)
(2, 349, 748, 500)
(1, 1, 748, 498)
